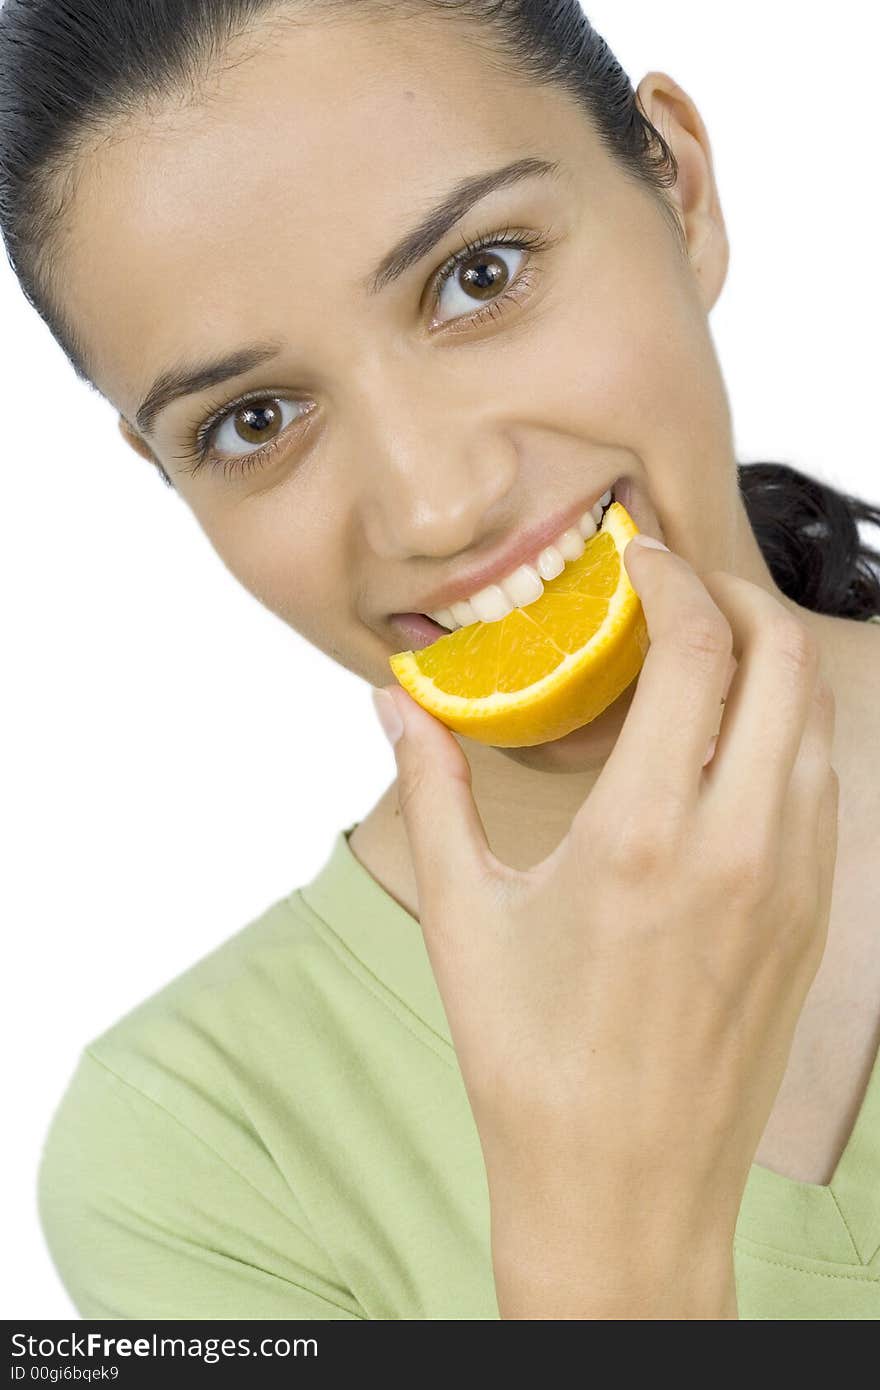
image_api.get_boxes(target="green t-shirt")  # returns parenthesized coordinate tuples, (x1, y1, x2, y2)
(38, 823, 880, 1320)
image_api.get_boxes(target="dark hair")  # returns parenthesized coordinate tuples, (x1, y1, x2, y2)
(1, 0, 878, 618)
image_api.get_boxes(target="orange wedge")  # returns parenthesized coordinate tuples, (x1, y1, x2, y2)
(388, 501, 649, 746)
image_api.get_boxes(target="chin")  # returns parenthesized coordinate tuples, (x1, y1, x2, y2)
(469, 678, 639, 773)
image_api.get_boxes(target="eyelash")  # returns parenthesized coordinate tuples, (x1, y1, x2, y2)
(173, 223, 556, 481)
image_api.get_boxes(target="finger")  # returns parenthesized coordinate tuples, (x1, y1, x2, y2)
(583, 536, 734, 827)
(780, 675, 839, 941)
(372, 684, 498, 924)
(781, 672, 837, 847)
(699, 574, 821, 845)
(702, 653, 738, 766)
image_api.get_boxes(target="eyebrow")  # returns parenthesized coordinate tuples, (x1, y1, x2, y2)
(363, 155, 561, 295)
(135, 155, 561, 438)
(135, 342, 284, 438)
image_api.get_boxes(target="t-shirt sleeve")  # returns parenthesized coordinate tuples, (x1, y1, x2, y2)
(37, 1049, 365, 1320)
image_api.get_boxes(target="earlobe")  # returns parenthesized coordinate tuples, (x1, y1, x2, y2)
(117, 415, 175, 489)
(117, 414, 154, 461)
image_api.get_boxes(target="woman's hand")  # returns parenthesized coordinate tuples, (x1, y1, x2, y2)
(374, 536, 839, 1319)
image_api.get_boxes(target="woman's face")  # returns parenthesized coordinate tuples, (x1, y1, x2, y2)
(60, 9, 741, 773)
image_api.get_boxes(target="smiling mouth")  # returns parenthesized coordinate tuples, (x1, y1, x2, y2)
(390, 483, 622, 650)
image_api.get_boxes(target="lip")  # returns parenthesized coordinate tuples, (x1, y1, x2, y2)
(390, 477, 622, 619)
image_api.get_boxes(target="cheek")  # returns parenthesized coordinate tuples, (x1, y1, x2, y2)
(487, 240, 733, 594)
(536, 240, 724, 447)
(195, 503, 344, 642)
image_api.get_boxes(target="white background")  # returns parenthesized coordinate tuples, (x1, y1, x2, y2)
(2, 1, 878, 1317)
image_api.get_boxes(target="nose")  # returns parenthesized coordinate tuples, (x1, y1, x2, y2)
(354, 373, 519, 560)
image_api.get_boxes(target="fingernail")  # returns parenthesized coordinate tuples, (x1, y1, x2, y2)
(702, 734, 718, 767)
(371, 686, 404, 747)
(632, 533, 669, 552)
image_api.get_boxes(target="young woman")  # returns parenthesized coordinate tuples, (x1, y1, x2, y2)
(3, 0, 878, 1320)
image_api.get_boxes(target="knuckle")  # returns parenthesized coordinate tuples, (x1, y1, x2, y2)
(813, 673, 837, 729)
(674, 610, 733, 665)
(598, 803, 686, 875)
(771, 617, 820, 681)
(813, 671, 836, 709)
(394, 765, 428, 821)
(701, 567, 743, 594)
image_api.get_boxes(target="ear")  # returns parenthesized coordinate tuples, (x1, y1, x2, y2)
(117, 414, 155, 460)
(117, 415, 175, 488)
(634, 70, 729, 309)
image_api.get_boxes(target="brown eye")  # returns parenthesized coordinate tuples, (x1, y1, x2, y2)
(208, 396, 307, 461)
(458, 249, 511, 301)
(229, 399, 283, 446)
(434, 243, 525, 324)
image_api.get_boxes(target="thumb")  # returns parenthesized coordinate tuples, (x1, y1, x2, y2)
(370, 683, 496, 917)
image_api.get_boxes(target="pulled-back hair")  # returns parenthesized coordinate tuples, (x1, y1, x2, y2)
(1, 0, 878, 618)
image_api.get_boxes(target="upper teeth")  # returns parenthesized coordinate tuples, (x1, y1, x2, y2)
(427, 490, 614, 630)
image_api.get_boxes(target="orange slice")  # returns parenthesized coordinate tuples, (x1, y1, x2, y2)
(388, 501, 649, 746)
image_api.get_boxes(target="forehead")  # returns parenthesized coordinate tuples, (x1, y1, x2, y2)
(59, 11, 594, 422)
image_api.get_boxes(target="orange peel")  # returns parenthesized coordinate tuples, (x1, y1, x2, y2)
(388, 501, 649, 747)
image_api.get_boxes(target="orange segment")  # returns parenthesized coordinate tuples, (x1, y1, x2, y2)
(388, 501, 649, 746)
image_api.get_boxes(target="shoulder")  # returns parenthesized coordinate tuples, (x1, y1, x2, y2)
(44, 881, 346, 1160)
(37, 887, 365, 1319)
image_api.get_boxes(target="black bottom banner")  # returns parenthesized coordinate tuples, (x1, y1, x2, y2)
(5, 1319, 469, 1384)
